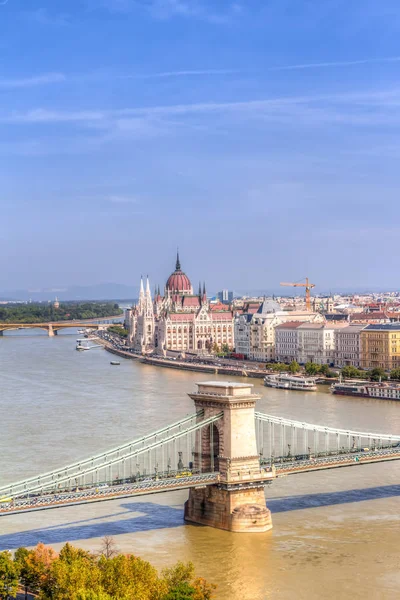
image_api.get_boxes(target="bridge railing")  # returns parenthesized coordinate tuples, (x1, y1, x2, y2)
(255, 411, 400, 464)
(0, 411, 223, 500)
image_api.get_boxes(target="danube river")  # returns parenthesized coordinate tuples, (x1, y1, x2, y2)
(1, 331, 400, 599)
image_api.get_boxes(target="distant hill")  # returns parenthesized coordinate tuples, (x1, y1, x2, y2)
(0, 283, 139, 302)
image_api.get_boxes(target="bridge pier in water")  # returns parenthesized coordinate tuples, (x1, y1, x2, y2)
(184, 382, 274, 533)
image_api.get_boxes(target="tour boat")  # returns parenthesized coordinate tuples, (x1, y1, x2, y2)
(110, 361, 120, 365)
(331, 380, 400, 400)
(264, 374, 317, 391)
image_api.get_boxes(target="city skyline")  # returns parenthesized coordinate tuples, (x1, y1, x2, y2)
(2, 0, 400, 292)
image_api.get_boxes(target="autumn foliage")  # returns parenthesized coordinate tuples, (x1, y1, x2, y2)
(2, 540, 216, 600)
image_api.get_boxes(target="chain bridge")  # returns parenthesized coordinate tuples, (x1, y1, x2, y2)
(1, 381, 399, 532)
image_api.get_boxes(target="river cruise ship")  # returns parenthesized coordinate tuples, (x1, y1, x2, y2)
(331, 380, 400, 400)
(264, 374, 317, 391)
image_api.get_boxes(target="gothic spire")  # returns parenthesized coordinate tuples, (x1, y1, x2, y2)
(198, 281, 202, 296)
(175, 249, 181, 271)
(139, 276, 144, 297)
(203, 281, 206, 295)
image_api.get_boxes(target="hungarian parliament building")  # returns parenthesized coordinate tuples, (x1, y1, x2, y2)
(125, 254, 234, 354)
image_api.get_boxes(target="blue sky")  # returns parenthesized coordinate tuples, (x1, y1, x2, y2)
(1, 0, 400, 294)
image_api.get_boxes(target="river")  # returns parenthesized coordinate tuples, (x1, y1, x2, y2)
(1, 331, 399, 599)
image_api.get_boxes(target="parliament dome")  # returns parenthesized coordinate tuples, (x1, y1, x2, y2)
(166, 253, 193, 294)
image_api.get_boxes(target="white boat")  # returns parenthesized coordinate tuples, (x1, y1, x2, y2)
(264, 374, 317, 391)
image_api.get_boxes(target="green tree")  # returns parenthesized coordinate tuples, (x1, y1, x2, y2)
(14, 547, 33, 600)
(341, 365, 364, 379)
(41, 544, 101, 600)
(162, 582, 197, 600)
(390, 368, 400, 381)
(304, 362, 321, 376)
(288, 361, 300, 374)
(0, 551, 19, 600)
(221, 343, 230, 355)
(99, 554, 166, 600)
(107, 325, 128, 338)
(369, 367, 388, 382)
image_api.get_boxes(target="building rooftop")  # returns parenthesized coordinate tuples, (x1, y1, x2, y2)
(275, 321, 304, 329)
(364, 324, 400, 331)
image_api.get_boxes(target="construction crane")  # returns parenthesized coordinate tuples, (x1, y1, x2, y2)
(280, 277, 316, 311)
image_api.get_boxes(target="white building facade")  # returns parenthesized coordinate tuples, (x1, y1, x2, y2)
(297, 323, 348, 365)
(234, 301, 323, 362)
(334, 325, 365, 367)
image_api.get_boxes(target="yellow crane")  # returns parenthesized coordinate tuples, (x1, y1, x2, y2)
(280, 277, 316, 312)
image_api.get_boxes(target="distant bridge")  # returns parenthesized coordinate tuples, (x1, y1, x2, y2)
(1, 381, 399, 532)
(0, 318, 122, 337)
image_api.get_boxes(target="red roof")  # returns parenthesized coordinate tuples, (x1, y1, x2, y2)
(211, 312, 233, 321)
(169, 313, 195, 322)
(351, 312, 389, 322)
(182, 296, 200, 307)
(166, 271, 192, 293)
(210, 302, 226, 311)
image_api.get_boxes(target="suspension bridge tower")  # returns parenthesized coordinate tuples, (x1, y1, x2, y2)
(184, 381, 275, 533)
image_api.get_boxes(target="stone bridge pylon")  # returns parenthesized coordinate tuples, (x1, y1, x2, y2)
(184, 381, 275, 533)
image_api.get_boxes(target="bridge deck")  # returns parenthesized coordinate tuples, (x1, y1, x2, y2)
(0, 473, 220, 516)
(273, 448, 400, 475)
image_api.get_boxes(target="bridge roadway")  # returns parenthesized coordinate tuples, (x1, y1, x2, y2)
(2, 448, 400, 517)
(271, 446, 400, 475)
(0, 473, 220, 516)
(0, 318, 122, 336)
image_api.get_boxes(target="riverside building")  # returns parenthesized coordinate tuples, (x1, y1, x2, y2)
(360, 323, 400, 370)
(234, 301, 323, 362)
(334, 325, 365, 368)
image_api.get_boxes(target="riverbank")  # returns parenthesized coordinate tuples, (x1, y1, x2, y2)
(91, 335, 267, 378)
(141, 356, 266, 378)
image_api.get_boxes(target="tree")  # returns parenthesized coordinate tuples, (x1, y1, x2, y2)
(369, 367, 388, 382)
(99, 537, 119, 560)
(19, 543, 58, 595)
(304, 362, 321, 376)
(341, 365, 364, 379)
(14, 547, 32, 600)
(390, 368, 400, 381)
(221, 343, 230, 355)
(162, 582, 197, 600)
(212, 343, 220, 354)
(319, 364, 330, 376)
(99, 554, 166, 600)
(288, 361, 300, 374)
(0, 551, 19, 600)
(41, 544, 101, 600)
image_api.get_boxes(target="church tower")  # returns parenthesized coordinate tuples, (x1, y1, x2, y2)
(133, 276, 155, 353)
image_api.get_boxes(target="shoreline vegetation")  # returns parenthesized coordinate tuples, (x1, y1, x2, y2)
(0, 302, 123, 324)
(1, 539, 216, 600)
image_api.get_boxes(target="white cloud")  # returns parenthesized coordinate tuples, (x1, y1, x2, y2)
(0, 73, 66, 89)
(124, 69, 237, 79)
(269, 56, 400, 71)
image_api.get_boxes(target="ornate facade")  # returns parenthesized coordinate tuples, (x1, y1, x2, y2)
(127, 254, 234, 354)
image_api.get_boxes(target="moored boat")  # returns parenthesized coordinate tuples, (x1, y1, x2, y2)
(331, 380, 400, 400)
(264, 374, 317, 391)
